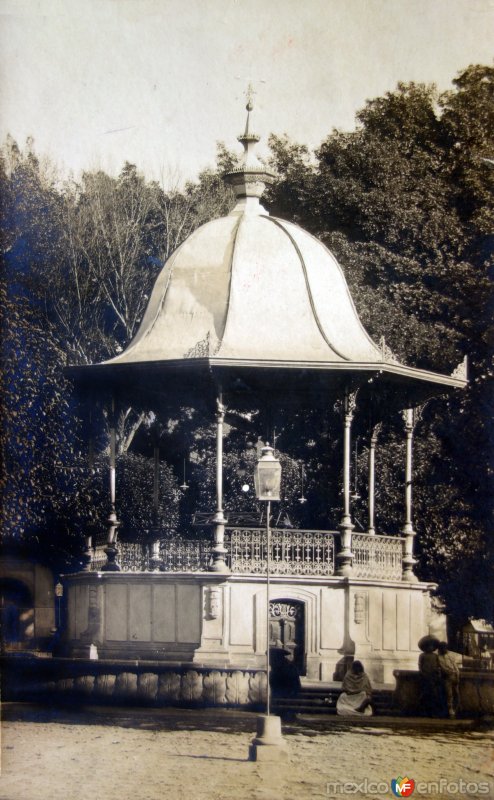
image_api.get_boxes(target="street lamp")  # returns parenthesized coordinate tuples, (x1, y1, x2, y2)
(249, 443, 287, 762)
(254, 443, 281, 715)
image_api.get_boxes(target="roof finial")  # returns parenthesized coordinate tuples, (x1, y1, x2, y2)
(224, 83, 275, 214)
(244, 83, 255, 135)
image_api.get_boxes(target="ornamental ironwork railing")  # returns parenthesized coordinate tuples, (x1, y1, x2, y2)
(90, 546, 108, 572)
(89, 540, 211, 572)
(89, 530, 404, 580)
(225, 528, 337, 576)
(352, 533, 403, 580)
(159, 539, 211, 572)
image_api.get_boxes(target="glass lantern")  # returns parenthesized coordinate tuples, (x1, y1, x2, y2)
(254, 445, 282, 501)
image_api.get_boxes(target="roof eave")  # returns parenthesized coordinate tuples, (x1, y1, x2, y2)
(65, 356, 467, 390)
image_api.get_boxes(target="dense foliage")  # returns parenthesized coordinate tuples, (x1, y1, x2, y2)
(1, 65, 492, 626)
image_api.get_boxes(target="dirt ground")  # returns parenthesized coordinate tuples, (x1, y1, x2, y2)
(0, 705, 493, 800)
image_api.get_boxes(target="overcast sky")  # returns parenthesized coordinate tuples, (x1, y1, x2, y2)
(1, 0, 493, 185)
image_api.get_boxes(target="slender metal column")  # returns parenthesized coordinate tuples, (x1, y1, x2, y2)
(150, 441, 161, 571)
(266, 498, 271, 715)
(153, 444, 160, 515)
(210, 391, 229, 572)
(367, 422, 381, 535)
(337, 390, 356, 576)
(102, 395, 120, 571)
(401, 408, 417, 582)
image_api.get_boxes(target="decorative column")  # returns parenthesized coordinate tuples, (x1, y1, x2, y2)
(82, 535, 93, 572)
(82, 403, 95, 571)
(401, 408, 418, 582)
(210, 392, 229, 573)
(149, 439, 162, 571)
(102, 396, 120, 571)
(337, 390, 357, 576)
(367, 422, 382, 535)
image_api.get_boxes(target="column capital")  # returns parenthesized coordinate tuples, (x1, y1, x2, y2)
(216, 397, 226, 421)
(345, 389, 358, 422)
(401, 407, 415, 433)
(102, 511, 121, 571)
(370, 421, 382, 446)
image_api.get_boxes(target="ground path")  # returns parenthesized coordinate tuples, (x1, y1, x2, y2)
(1, 705, 493, 800)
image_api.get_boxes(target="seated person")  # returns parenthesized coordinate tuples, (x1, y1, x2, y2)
(336, 660, 373, 716)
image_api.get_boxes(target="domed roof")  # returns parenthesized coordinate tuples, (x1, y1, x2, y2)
(79, 100, 465, 397)
(107, 203, 383, 367)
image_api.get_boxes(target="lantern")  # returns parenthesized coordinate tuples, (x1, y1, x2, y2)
(254, 444, 282, 501)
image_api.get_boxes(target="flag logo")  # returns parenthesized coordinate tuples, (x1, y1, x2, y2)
(391, 777, 415, 797)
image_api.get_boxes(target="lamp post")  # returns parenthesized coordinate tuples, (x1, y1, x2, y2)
(249, 444, 287, 762)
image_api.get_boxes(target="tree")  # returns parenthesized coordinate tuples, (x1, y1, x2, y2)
(263, 68, 493, 623)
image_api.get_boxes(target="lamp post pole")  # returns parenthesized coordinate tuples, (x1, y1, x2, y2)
(249, 443, 287, 762)
(266, 498, 271, 716)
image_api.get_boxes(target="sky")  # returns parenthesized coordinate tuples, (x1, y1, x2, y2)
(1, 0, 493, 185)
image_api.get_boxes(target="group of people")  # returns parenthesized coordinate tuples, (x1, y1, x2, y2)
(419, 639, 460, 718)
(272, 640, 461, 718)
(334, 639, 460, 718)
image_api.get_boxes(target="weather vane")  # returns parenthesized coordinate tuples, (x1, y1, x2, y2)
(235, 76, 267, 109)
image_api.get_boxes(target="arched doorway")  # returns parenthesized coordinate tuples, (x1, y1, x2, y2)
(269, 598, 305, 675)
(0, 579, 34, 651)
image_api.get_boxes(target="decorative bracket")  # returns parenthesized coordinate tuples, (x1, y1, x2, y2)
(379, 336, 399, 363)
(451, 355, 468, 381)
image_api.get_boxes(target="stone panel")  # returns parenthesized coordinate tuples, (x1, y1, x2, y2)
(320, 587, 344, 649)
(229, 585, 254, 646)
(382, 591, 396, 651)
(67, 585, 76, 639)
(396, 591, 410, 651)
(152, 583, 176, 642)
(176, 585, 200, 643)
(105, 583, 128, 641)
(368, 590, 383, 651)
(411, 590, 426, 650)
(75, 583, 89, 638)
(129, 584, 152, 642)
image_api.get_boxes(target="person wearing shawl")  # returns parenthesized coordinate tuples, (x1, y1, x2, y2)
(336, 660, 373, 716)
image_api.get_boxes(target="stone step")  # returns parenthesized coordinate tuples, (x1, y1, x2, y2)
(272, 688, 397, 716)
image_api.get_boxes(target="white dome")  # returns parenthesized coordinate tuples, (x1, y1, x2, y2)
(94, 105, 465, 394)
(107, 201, 383, 368)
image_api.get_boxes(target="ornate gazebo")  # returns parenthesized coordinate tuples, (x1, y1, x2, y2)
(63, 101, 467, 693)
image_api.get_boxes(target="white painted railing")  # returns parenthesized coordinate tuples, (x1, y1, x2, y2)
(89, 529, 405, 580)
(225, 527, 337, 576)
(352, 533, 403, 580)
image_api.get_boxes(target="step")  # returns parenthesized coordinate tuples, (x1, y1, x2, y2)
(272, 689, 397, 716)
